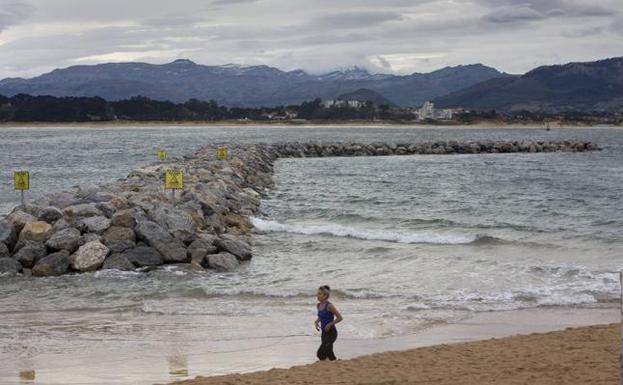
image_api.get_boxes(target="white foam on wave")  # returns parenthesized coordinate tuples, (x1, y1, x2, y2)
(251, 217, 478, 245)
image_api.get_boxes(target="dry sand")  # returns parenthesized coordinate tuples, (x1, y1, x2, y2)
(164, 323, 620, 385)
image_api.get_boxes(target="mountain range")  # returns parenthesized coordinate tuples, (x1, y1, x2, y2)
(434, 57, 623, 112)
(0, 57, 621, 112)
(0, 60, 506, 107)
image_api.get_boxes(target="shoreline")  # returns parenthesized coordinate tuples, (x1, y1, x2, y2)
(0, 305, 617, 385)
(0, 120, 621, 129)
(160, 305, 619, 385)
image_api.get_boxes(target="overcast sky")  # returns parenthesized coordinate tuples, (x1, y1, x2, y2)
(0, 0, 621, 78)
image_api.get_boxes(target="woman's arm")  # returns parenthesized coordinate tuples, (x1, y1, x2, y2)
(325, 303, 343, 331)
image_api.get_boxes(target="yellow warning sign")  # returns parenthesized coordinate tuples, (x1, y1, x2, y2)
(165, 170, 184, 190)
(216, 147, 229, 160)
(158, 150, 167, 161)
(14, 171, 29, 190)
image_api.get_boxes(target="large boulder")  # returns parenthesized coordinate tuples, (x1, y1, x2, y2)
(78, 216, 111, 234)
(102, 253, 135, 271)
(0, 221, 17, 250)
(206, 252, 239, 271)
(214, 235, 252, 261)
(0, 243, 9, 258)
(52, 218, 72, 232)
(95, 202, 115, 218)
(0, 257, 22, 275)
(102, 226, 136, 253)
(12, 241, 47, 268)
(32, 250, 70, 277)
(147, 205, 195, 243)
(18, 221, 53, 243)
(102, 226, 136, 243)
(38, 207, 64, 224)
(69, 241, 109, 272)
(110, 210, 136, 228)
(63, 203, 103, 218)
(134, 220, 187, 263)
(7, 210, 37, 233)
(45, 227, 81, 252)
(121, 246, 163, 267)
(78, 233, 102, 247)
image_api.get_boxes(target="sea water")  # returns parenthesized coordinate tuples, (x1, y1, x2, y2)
(0, 125, 621, 384)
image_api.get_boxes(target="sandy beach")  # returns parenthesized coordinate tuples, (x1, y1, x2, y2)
(165, 321, 620, 385)
(0, 120, 619, 129)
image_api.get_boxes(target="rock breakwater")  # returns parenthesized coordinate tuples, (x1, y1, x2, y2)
(0, 140, 600, 277)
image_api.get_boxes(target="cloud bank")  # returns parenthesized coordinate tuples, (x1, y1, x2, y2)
(0, 0, 620, 78)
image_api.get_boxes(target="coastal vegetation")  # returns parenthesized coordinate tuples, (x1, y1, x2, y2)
(0, 94, 620, 125)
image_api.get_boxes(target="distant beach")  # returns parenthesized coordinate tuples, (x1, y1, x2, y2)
(0, 120, 620, 129)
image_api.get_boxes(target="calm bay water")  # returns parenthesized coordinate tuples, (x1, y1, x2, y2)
(0, 125, 622, 384)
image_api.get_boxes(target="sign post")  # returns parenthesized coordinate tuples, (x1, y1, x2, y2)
(216, 147, 229, 161)
(14, 171, 30, 207)
(158, 149, 167, 161)
(164, 170, 184, 200)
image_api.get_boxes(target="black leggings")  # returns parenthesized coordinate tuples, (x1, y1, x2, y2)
(317, 327, 337, 361)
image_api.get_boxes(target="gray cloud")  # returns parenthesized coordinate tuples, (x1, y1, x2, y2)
(210, 0, 258, 5)
(313, 11, 406, 29)
(483, 6, 546, 24)
(0, 0, 620, 78)
(0, 1, 33, 31)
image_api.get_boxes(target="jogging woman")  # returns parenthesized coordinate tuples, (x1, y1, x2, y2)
(315, 285, 343, 361)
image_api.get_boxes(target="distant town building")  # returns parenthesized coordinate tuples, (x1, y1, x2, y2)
(323, 99, 365, 109)
(415, 101, 455, 121)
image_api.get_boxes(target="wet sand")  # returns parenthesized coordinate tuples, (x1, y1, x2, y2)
(1, 307, 617, 385)
(162, 306, 617, 385)
(167, 322, 620, 385)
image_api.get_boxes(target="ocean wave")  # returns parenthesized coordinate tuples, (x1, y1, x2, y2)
(251, 217, 497, 245)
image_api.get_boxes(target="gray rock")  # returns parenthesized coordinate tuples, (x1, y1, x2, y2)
(0, 221, 17, 250)
(7, 210, 37, 233)
(214, 235, 252, 261)
(96, 202, 115, 218)
(190, 248, 208, 266)
(0, 242, 9, 259)
(102, 253, 135, 271)
(206, 252, 239, 271)
(121, 246, 163, 267)
(32, 250, 70, 277)
(38, 207, 64, 223)
(134, 221, 187, 263)
(52, 218, 72, 232)
(12, 241, 47, 268)
(188, 237, 217, 254)
(0, 257, 22, 275)
(102, 226, 135, 244)
(78, 233, 102, 246)
(45, 227, 81, 252)
(63, 203, 103, 218)
(107, 240, 136, 253)
(69, 241, 109, 272)
(147, 205, 195, 241)
(110, 210, 136, 228)
(78, 216, 111, 234)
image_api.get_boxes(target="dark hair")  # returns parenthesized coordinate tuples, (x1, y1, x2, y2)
(320, 285, 330, 291)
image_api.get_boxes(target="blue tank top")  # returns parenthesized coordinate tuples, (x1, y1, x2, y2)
(317, 302, 335, 331)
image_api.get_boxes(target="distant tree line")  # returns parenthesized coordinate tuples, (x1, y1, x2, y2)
(0, 94, 619, 124)
(0, 94, 410, 122)
(455, 109, 622, 125)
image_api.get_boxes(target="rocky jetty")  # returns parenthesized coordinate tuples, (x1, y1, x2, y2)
(0, 140, 600, 277)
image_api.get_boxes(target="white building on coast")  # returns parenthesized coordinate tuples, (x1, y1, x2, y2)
(416, 101, 455, 121)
